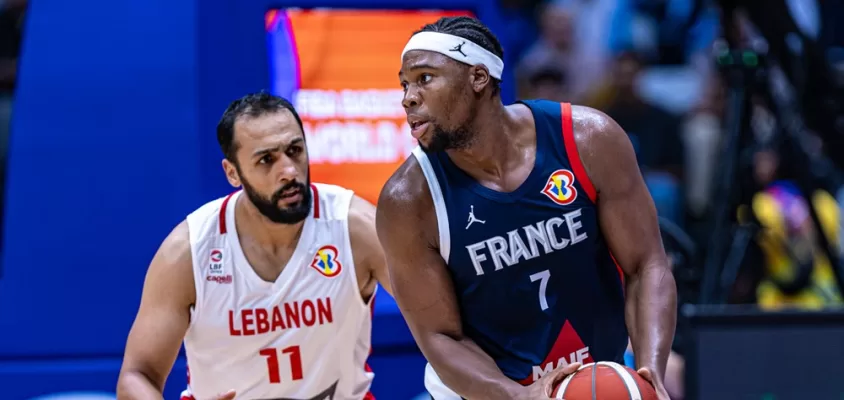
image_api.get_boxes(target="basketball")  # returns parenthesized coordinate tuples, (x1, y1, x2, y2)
(552, 362, 658, 400)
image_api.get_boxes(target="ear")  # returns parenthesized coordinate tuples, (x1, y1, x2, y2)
(221, 159, 242, 188)
(469, 65, 491, 94)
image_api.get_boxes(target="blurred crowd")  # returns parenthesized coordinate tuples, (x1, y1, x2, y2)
(507, 0, 723, 237)
(503, 0, 844, 312)
(499, 1, 844, 397)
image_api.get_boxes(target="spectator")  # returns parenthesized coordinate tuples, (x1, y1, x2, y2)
(682, 74, 725, 219)
(516, 1, 621, 102)
(745, 150, 843, 310)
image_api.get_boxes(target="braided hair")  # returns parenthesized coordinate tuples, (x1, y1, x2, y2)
(416, 16, 504, 95)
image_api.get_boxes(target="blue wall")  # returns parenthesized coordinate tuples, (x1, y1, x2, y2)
(0, 0, 507, 398)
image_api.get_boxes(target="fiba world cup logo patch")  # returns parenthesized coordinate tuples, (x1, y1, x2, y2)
(541, 169, 578, 206)
(310, 245, 343, 278)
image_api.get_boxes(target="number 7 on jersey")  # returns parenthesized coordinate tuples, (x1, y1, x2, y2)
(259, 345, 304, 384)
(530, 270, 550, 311)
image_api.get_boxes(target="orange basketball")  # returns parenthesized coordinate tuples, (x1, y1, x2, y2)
(552, 362, 658, 400)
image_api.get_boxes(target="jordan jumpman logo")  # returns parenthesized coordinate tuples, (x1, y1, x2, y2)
(465, 205, 486, 229)
(449, 41, 467, 57)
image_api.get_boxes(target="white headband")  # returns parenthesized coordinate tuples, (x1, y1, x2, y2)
(401, 31, 504, 80)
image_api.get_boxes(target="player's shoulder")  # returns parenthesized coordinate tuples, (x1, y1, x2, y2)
(376, 151, 439, 247)
(190, 193, 233, 216)
(560, 103, 630, 158)
(139, 219, 197, 306)
(148, 219, 195, 289)
(519, 98, 618, 127)
(311, 182, 355, 221)
(569, 105, 623, 135)
(157, 220, 193, 267)
(519, 98, 564, 114)
(512, 99, 566, 125)
(568, 105, 639, 192)
(185, 192, 237, 241)
(377, 150, 433, 215)
(311, 182, 352, 197)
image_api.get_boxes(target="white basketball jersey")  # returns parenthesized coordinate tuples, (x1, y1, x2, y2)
(181, 183, 375, 400)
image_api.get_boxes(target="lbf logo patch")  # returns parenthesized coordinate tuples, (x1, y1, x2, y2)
(541, 169, 578, 206)
(209, 248, 224, 275)
(310, 245, 343, 278)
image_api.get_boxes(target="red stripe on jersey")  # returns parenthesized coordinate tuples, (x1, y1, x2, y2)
(611, 252, 625, 288)
(560, 103, 623, 283)
(218, 191, 238, 234)
(560, 103, 597, 203)
(311, 184, 320, 219)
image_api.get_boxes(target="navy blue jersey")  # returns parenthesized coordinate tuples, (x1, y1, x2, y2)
(414, 100, 627, 387)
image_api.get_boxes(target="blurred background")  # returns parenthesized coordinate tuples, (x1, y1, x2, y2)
(1, 0, 844, 398)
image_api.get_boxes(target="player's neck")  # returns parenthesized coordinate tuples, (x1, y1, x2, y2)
(447, 100, 526, 176)
(235, 195, 305, 249)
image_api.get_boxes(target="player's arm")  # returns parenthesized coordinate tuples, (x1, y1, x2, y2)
(376, 162, 525, 400)
(573, 106, 677, 393)
(348, 194, 393, 297)
(116, 221, 235, 400)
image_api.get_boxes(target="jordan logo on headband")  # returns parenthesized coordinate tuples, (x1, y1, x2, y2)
(449, 41, 467, 57)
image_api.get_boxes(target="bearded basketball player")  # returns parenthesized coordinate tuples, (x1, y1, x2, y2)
(117, 93, 390, 400)
(377, 17, 676, 400)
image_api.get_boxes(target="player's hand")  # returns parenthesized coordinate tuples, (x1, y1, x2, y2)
(210, 389, 236, 400)
(520, 362, 581, 399)
(637, 367, 670, 400)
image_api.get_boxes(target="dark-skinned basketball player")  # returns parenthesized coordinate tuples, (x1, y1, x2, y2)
(376, 17, 676, 400)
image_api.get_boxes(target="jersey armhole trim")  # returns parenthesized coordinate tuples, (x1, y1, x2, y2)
(561, 104, 624, 284)
(218, 191, 238, 234)
(411, 147, 451, 262)
(560, 102, 597, 203)
(311, 184, 321, 219)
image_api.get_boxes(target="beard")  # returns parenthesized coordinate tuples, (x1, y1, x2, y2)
(240, 173, 312, 224)
(419, 123, 474, 153)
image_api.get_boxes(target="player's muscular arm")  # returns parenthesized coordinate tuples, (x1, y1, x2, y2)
(572, 107, 677, 391)
(376, 160, 524, 400)
(348, 194, 393, 299)
(117, 222, 235, 400)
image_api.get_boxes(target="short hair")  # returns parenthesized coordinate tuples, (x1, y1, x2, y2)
(415, 16, 504, 95)
(216, 92, 304, 162)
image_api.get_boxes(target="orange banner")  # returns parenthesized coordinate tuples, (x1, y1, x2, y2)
(272, 9, 473, 204)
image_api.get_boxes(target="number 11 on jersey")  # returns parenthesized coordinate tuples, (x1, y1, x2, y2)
(259, 345, 304, 384)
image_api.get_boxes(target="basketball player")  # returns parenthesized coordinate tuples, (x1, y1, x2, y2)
(117, 93, 390, 400)
(377, 17, 676, 400)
